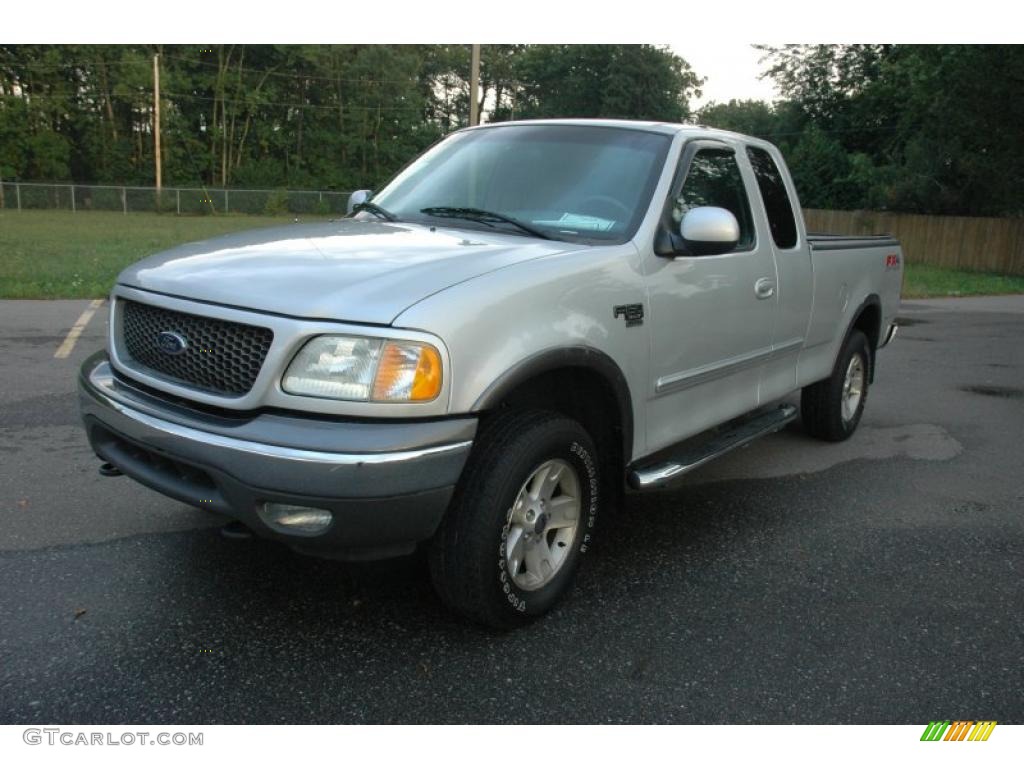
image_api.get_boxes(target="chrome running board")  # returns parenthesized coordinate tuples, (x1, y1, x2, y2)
(628, 404, 798, 491)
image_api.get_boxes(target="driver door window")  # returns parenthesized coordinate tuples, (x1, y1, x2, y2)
(673, 149, 756, 251)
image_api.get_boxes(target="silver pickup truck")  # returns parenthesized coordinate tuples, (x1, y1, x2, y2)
(79, 119, 902, 627)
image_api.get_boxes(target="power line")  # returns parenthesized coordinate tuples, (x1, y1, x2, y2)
(3, 90, 904, 131)
(162, 90, 427, 113)
(756, 125, 902, 138)
(0, 59, 152, 73)
(1, 90, 432, 113)
(1, 55, 430, 88)
(162, 53, 425, 87)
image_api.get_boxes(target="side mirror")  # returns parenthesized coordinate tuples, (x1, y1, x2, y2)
(679, 206, 740, 256)
(346, 189, 372, 215)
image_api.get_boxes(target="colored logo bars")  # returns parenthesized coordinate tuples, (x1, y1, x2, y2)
(920, 721, 997, 742)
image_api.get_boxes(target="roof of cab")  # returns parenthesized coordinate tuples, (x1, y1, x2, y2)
(460, 117, 776, 149)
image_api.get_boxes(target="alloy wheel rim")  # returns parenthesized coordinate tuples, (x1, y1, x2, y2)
(504, 459, 581, 591)
(842, 354, 865, 423)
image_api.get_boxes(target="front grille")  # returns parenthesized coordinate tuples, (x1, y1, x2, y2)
(119, 300, 274, 396)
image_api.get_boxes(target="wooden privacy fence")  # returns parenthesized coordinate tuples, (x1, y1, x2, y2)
(803, 209, 1024, 276)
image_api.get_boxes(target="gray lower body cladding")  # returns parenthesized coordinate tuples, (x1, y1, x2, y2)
(78, 352, 475, 560)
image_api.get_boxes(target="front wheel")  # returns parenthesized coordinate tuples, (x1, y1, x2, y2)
(429, 410, 600, 629)
(801, 329, 871, 442)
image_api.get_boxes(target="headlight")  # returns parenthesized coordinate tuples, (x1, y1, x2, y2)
(282, 335, 442, 402)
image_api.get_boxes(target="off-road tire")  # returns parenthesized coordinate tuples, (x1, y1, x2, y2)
(429, 409, 600, 629)
(801, 329, 871, 442)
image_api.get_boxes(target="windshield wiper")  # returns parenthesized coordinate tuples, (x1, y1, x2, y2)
(352, 201, 398, 222)
(420, 206, 553, 240)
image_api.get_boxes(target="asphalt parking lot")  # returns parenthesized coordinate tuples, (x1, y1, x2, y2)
(0, 296, 1021, 724)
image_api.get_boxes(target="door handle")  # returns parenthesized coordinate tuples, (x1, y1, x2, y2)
(754, 278, 775, 299)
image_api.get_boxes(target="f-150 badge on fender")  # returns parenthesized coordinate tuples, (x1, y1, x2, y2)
(613, 304, 644, 327)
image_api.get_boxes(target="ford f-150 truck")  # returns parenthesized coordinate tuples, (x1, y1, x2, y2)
(79, 119, 902, 628)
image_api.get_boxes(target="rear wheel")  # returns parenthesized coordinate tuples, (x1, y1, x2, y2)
(429, 409, 600, 629)
(801, 329, 871, 442)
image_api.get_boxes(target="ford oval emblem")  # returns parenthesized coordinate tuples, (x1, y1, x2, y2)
(157, 331, 189, 356)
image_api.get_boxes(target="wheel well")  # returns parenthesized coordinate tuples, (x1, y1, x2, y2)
(851, 299, 881, 381)
(487, 366, 627, 497)
(853, 302, 881, 350)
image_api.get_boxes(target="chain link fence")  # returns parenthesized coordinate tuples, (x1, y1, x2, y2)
(0, 182, 353, 216)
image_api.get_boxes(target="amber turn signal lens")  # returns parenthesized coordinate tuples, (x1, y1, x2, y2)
(410, 344, 442, 401)
(371, 342, 442, 402)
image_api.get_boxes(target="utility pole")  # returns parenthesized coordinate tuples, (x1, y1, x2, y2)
(469, 44, 481, 126)
(153, 52, 162, 196)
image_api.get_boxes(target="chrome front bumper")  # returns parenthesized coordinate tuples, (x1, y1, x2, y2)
(79, 352, 476, 559)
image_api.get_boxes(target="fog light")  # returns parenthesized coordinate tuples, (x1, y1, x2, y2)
(258, 503, 333, 536)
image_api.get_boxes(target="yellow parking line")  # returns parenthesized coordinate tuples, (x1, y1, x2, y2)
(54, 299, 104, 359)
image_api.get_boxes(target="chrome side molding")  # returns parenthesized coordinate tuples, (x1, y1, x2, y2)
(655, 339, 804, 396)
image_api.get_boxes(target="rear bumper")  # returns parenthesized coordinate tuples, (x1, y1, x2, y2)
(879, 321, 898, 348)
(79, 352, 475, 560)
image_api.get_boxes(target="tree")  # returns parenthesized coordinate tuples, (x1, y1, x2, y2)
(755, 44, 1024, 216)
(0, 44, 708, 193)
(697, 99, 782, 140)
(787, 124, 850, 209)
(10, 43, 1018, 218)
(509, 45, 702, 123)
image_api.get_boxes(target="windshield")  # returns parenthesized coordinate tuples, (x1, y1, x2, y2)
(369, 125, 671, 243)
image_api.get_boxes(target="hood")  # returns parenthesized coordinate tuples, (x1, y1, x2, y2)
(118, 219, 583, 325)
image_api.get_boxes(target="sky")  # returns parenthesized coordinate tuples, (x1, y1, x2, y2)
(669, 42, 780, 109)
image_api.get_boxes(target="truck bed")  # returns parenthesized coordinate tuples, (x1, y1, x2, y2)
(807, 233, 900, 251)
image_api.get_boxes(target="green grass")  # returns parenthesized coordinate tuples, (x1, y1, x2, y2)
(902, 263, 1024, 299)
(0, 210, 327, 299)
(3, 210, 1024, 300)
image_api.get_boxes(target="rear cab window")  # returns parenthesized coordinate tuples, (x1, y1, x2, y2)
(746, 146, 799, 249)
